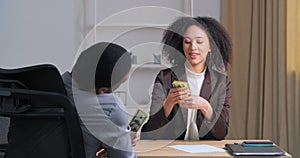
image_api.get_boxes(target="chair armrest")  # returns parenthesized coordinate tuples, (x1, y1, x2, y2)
(0, 143, 8, 152)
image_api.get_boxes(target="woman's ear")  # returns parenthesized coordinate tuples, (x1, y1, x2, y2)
(207, 51, 211, 57)
(97, 87, 112, 94)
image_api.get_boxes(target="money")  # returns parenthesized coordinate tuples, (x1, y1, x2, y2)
(172, 80, 189, 88)
(129, 108, 149, 138)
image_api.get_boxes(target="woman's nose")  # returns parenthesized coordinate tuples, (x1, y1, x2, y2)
(191, 41, 197, 50)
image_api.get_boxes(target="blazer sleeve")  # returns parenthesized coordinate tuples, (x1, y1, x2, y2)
(199, 75, 231, 140)
(141, 69, 187, 140)
(141, 71, 170, 132)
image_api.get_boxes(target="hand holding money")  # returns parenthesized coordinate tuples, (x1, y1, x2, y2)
(129, 109, 149, 139)
(163, 80, 191, 117)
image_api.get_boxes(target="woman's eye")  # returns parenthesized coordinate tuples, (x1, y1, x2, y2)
(197, 41, 204, 44)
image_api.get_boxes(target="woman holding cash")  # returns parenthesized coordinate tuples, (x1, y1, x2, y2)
(141, 16, 232, 140)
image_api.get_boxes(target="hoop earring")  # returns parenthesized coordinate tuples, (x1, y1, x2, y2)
(207, 51, 211, 57)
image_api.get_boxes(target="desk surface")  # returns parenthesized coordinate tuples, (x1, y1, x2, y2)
(134, 140, 292, 158)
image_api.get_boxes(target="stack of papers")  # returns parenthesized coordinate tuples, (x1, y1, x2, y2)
(169, 144, 225, 153)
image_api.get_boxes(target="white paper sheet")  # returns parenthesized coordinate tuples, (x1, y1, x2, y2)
(168, 144, 226, 153)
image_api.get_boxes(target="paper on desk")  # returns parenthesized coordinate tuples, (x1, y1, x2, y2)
(169, 144, 226, 153)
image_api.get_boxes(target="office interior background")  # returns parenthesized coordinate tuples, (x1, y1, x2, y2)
(0, 0, 299, 157)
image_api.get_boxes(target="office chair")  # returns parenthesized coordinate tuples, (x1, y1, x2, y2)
(0, 64, 85, 158)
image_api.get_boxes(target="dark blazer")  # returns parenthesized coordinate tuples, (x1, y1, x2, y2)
(141, 65, 231, 140)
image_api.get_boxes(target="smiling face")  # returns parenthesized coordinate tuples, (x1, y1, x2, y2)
(183, 25, 211, 72)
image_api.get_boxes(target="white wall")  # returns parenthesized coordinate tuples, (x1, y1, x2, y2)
(0, 0, 85, 73)
(193, 0, 221, 19)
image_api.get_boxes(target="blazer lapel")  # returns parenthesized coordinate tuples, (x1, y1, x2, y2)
(200, 69, 213, 101)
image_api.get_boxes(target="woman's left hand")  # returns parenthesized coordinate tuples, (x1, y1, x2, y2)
(179, 95, 213, 120)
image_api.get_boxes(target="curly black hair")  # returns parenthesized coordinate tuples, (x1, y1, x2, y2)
(162, 16, 232, 70)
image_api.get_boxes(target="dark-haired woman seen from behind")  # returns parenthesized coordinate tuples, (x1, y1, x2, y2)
(141, 16, 232, 140)
(62, 42, 138, 158)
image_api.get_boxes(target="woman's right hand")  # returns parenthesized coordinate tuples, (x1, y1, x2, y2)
(163, 87, 190, 117)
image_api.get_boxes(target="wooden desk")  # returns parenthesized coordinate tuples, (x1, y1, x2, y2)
(135, 140, 292, 158)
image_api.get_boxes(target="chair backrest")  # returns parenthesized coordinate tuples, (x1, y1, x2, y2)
(0, 64, 85, 158)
